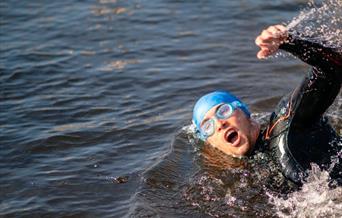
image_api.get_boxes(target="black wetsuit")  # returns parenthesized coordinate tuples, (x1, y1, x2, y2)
(256, 34, 342, 185)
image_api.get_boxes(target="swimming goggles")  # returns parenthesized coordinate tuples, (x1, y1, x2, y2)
(200, 101, 242, 138)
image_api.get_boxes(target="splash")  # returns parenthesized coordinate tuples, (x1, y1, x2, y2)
(182, 124, 197, 136)
(268, 164, 342, 217)
(182, 124, 201, 150)
(286, 0, 342, 47)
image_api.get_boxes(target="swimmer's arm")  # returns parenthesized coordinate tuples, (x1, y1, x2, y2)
(280, 36, 341, 126)
(256, 25, 341, 126)
(279, 34, 342, 79)
(280, 36, 341, 127)
(255, 25, 341, 75)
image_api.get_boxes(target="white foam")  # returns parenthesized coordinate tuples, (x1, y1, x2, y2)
(268, 164, 342, 217)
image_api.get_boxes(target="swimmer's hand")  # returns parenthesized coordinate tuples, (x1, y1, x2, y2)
(255, 25, 288, 59)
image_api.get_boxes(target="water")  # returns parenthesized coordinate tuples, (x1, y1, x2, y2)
(268, 164, 342, 217)
(0, 0, 341, 217)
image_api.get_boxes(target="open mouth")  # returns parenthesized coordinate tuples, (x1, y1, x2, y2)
(225, 129, 240, 147)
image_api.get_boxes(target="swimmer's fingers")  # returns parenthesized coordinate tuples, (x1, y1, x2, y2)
(257, 49, 271, 59)
(255, 35, 279, 55)
(255, 35, 274, 47)
(255, 24, 288, 59)
(255, 32, 278, 48)
(271, 25, 288, 45)
(266, 25, 288, 37)
(274, 24, 287, 33)
(257, 50, 265, 59)
(257, 47, 278, 59)
(255, 36, 273, 59)
(257, 25, 288, 42)
(255, 37, 278, 49)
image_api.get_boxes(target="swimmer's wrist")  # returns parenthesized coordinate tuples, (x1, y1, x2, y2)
(279, 33, 295, 50)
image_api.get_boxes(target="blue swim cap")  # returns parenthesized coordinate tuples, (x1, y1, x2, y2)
(192, 91, 250, 139)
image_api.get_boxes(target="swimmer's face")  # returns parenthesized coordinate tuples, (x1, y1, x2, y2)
(201, 105, 260, 157)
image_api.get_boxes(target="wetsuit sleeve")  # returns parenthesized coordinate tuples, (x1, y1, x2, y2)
(278, 35, 342, 128)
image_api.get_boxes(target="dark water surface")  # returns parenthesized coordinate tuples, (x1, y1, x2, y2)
(1, 0, 341, 217)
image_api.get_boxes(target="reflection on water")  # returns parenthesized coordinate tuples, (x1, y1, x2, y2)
(0, 0, 341, 217)
(91, 6, 128, 16)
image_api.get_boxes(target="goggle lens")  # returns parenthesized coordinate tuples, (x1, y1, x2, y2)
(200, 103, 235, 138)
(201, 119, 215, 137)
(216, 104, 234, 119)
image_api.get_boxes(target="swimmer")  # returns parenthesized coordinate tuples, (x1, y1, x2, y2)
(192, 24, 341, 184)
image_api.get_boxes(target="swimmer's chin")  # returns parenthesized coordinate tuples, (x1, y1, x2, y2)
(224, 149, 251, 159)
(215, 141, 253, 158)
(235, 144, 254, 158)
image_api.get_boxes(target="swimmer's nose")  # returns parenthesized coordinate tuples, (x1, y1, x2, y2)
(217, 119, 229, 131)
